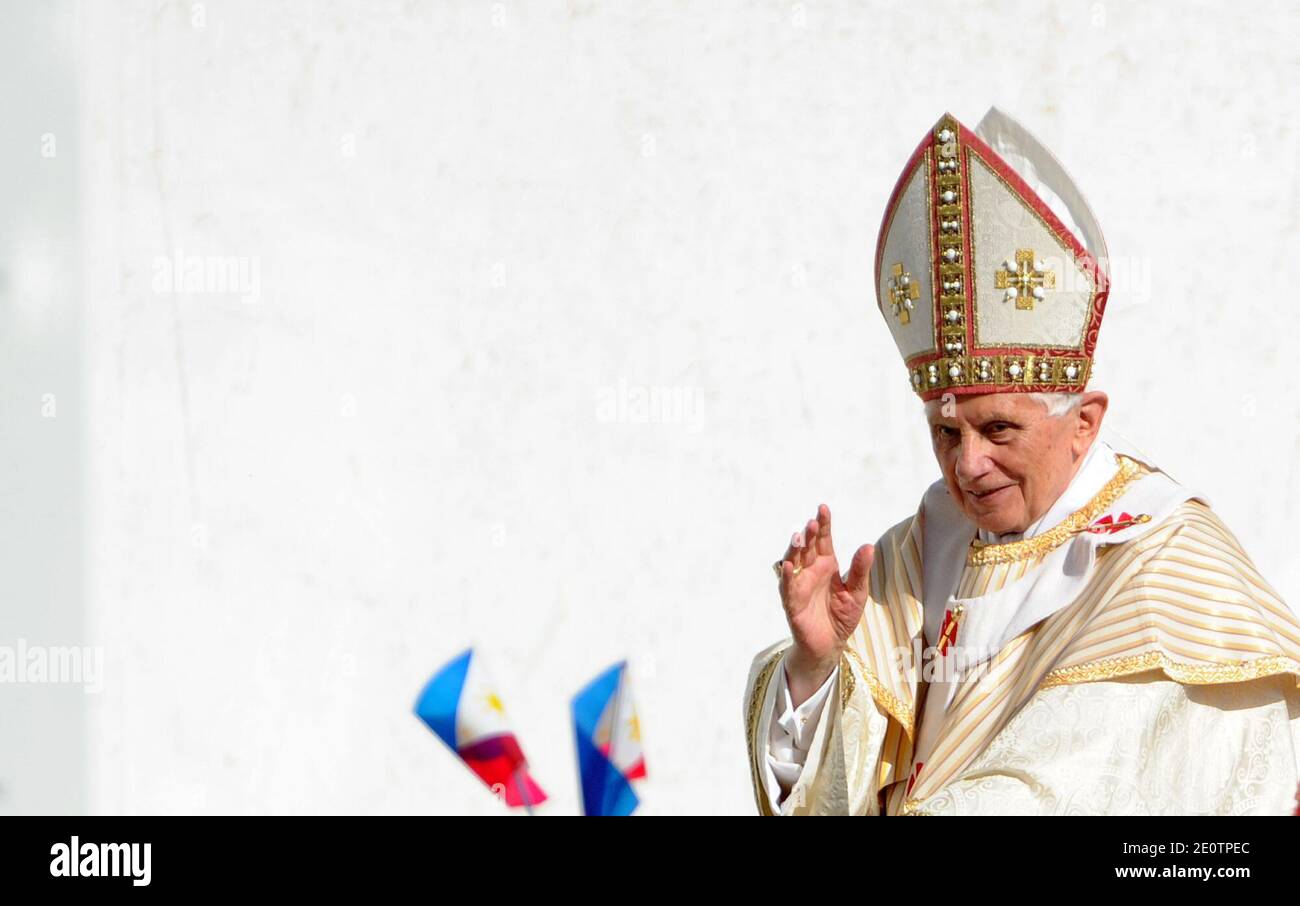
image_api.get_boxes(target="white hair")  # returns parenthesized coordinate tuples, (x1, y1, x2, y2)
(1028, 391, 1084, 417)
(924, 391, 1083, 421)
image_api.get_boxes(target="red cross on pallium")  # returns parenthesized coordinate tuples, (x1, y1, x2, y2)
(907, 762, 924, 796)
(1085, 511, 1149, 534)
(937, 609, 959, 655)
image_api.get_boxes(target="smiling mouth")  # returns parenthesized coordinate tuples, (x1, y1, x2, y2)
(968, 485, 1013, 501)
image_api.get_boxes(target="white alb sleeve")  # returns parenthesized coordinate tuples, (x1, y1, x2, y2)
(763, 655, 838, 812)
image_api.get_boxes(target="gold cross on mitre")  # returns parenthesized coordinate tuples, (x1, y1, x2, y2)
(995, 249, 1056, 310)
(888, 262, 921, 324)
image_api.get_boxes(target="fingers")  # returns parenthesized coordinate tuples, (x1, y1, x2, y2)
(777, 505, 836, 577)
(778, 559, 800, 607)
(774, 530, 804, 599)
(782, 528, 804, 567)
(815, 504, 833, 557)
(800, 518, 818, 568)
(843, 543, 875, 603)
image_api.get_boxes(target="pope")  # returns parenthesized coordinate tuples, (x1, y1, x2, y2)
(744, 107, 1300, 816)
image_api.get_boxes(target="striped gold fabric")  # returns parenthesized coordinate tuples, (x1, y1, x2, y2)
(900, 499, 1300, 810)
(954, 551, 1047, 599)
(743, 492, 1300, 815)
(883, 543, 1049, 814)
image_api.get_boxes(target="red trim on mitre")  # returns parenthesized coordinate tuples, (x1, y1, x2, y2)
(957, 121, 978, 358)
(956, 119, 1110, 362)
(883, 113, 1111, 403)
(913, 379, 1086, 402)
(872, 124, 935, 315)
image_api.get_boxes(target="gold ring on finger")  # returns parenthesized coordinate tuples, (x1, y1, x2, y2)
(772, 560, 802, 579)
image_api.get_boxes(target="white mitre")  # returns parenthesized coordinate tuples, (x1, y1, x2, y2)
(907, 107, 1204, 676)
(874, 106, 1110, 398)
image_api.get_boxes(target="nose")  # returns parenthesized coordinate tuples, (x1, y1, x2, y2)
(953, 432, 994, 486)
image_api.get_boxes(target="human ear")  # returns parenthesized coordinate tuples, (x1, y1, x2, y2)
(1073, 391, 1108, 455)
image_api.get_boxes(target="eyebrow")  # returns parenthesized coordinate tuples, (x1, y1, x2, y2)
(927, 415, 1023, 429)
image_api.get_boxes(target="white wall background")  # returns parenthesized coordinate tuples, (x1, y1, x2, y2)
(0, 1, 85, 816)
(3, 0, 1298, 814)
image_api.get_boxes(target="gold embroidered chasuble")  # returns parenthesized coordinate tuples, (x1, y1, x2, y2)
(743, 456, 1300, 815)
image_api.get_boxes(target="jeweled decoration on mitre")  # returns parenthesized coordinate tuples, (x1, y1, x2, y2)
(873, 108, 1110, 400)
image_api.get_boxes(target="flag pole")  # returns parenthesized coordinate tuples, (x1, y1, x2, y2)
(514, 764, 535, 816)
(604, 665, 626, 815)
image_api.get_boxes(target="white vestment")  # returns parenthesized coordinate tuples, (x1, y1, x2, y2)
(744, 435, 1300, 815)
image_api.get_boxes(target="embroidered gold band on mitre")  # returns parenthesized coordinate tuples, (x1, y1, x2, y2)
(965, 453, 1148, 566)
(908, 353, 1092, 396)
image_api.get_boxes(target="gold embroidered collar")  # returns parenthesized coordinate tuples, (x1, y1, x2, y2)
(965, 454, 1147, 566)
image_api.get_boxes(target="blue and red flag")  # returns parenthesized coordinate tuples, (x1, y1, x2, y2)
(414, 648, 547, 810)
(572, 661, 646, 816)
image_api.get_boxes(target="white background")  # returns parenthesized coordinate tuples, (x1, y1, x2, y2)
(1, 0, 1298, 815)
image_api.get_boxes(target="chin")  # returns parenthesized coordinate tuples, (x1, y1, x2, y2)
(972, 508, 1027, 536)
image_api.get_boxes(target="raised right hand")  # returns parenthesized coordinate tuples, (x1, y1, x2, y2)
(775, 504, 874, 703)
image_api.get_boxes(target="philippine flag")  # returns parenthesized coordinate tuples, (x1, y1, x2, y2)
(414, 648, 548, 810)
(572, 661, 647, 816)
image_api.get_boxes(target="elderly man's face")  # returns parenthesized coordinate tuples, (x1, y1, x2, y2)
(927, 391, 1108, 535)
